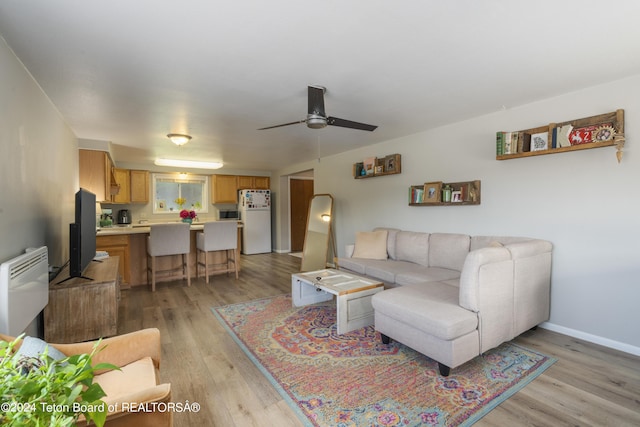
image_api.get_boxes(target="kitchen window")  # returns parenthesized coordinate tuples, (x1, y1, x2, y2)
(152, 173, 209, 214)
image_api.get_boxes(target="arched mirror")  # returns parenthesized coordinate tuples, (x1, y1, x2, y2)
(300, 194, 334, 271)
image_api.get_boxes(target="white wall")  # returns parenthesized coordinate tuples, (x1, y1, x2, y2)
(0, 36, 77, 268)
(0, 36, 77, 336)
(281, 74, 640, 355)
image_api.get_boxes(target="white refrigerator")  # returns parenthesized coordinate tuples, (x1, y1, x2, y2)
(238, 189, 272, 254)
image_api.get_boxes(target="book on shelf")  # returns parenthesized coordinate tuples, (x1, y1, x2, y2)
(409, 186, 425, 203)
(503, 132, 513, 154)
(496, 131, 505, 155)
(497, 131, 531, 155)
(520, 132, 531, 152)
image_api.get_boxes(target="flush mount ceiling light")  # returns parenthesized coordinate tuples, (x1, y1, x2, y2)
(154, 158, 223, 169)
(167, 133, 192, 146)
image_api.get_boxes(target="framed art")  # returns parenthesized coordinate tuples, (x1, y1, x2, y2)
(451, 190, 462, 202)
(363, 157, 376, 175)
(384, 155, 396, 173)
(422, 181, 442, 203)
(374, 165, 384, 175)
(530, 132, 548, 151)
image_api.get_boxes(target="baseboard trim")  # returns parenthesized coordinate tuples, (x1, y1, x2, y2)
(540, 322, 640, 357)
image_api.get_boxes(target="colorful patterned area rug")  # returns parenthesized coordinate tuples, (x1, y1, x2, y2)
(212, 295, 556, 426)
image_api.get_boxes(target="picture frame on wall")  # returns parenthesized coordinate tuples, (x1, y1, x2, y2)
(384, 155, 396, 173)
(422, 181, 442, 203)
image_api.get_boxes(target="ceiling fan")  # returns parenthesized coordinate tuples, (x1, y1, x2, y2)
(258, 85, 377, 132)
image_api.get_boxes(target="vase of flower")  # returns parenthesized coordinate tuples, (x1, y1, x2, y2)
(180, 209, 196, 224)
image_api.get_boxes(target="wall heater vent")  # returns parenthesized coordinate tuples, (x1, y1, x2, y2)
(0, 246, 49, 336)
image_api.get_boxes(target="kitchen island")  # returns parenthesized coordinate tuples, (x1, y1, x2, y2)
(96, 221, 242, 287)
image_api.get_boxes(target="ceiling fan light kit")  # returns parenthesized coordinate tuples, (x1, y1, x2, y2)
(259, 86, 377, 132)
(306, 114, 327, 129)
(167, 133, 192, 146)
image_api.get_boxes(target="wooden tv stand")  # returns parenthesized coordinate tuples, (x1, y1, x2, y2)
(45, 256, 120, 343)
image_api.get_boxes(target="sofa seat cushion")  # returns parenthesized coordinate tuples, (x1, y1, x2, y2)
(338, 257, 370, 275)
(395, 267, 461, 286)
(372, 283, 478, 341)
(94, 356, 157, 404)
(364, 260, 431, 283)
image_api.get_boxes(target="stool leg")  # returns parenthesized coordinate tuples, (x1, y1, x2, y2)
(151, 256, 156, 292)
(184, 253, 191, 287)
(205, 251, 210, 284)
(195, 249, 200, 280)
(232, 249, 238, 279)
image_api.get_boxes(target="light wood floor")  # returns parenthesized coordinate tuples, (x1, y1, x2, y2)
(117, 253, 640, 427)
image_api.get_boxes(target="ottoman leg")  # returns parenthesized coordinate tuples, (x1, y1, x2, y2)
(380, 333, 390, 344)
(438, 362, 451, 377)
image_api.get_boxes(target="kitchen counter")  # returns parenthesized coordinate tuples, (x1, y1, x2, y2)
(97, 220, 242, 236)
(96, 220, 243, 287)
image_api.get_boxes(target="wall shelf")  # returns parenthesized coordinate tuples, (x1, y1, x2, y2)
(353, 154, 401, 179)
(496, 109, 625, 162)
(409, 180, 481, 206)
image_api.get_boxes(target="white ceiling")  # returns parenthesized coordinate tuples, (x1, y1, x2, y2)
(2, 1, 640, 172)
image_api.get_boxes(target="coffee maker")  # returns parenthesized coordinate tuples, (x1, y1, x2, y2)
(117, 209, 131, 225)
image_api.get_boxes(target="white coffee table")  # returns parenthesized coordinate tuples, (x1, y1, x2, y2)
(291, 269, 384, 334)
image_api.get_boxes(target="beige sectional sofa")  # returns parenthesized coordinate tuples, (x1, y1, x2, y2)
(338, 228, 552, 376)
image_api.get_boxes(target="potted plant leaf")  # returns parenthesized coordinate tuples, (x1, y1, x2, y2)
(0, 335, 117, 427)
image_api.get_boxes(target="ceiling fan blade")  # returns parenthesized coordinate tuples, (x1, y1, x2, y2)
(327, 116, 378, 131)
(308, 86, 326, 116)
(258, 120, 305, 130)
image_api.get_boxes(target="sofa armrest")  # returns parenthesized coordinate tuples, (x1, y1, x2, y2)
(459, 247, 515, 352)
(104, 383, 171, 415)
(459, 247, 511, 312)
(345, 244, 355, 258)
(77, 383, 172, 425)
(52, 328, 162, 370)
(504, 240, 552, 334)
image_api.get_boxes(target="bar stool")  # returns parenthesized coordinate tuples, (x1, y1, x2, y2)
(147, 223, 191, 292)
(196, 221, 239, 283)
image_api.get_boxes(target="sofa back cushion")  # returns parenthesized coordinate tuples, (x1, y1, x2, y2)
(395, 231, 429, 266)
(428, 233, 471, 271)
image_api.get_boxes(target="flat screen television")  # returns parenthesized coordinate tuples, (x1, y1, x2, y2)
(69, 188, 97, 279)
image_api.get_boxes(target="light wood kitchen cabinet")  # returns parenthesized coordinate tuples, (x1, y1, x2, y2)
(211, 174, 239, 203)
(130, 170, 149, 203)
(112, 168, 130, 203)
(211, 174, 270, 203)
(238, 175, 270, 190)
(79, 149, 119, 202)
(96, 234, 130, 286)
(237, 175, 254, 189)
(254, 176, 270, 189)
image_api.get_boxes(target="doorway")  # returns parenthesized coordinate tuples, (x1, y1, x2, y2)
(289, 178, 314, 252)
